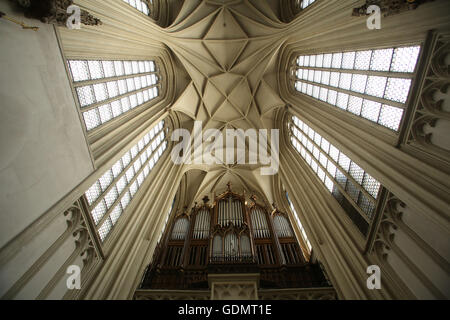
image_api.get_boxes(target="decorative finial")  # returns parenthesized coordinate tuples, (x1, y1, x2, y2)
(250, 194, 257, 204)
(226, 181, 232, 191)
(202, 196, 210, 204)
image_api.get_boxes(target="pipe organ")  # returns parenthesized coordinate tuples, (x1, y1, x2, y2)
(140, 184, 329, 291)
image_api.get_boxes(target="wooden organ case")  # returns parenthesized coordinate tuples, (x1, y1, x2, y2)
(140, 184, 329, 291)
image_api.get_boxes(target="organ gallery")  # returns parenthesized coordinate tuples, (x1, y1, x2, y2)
(137, 184, 331, 299)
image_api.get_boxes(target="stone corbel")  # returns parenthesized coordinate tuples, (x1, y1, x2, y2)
(352, 0, 435, 17)
(406, 34, 450, 160)
(430, 38, 450, 77)
(12, 0, 102, 27)
(372, 194, 403, 260)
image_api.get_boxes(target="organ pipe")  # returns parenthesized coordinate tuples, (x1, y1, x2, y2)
(251, 208, 270, 238)
(274, 215, 293, 238)
(218, 197, 244, 227)
(171, 217, 189, 240)
(240, 235, 251, 257)
(193, 208, 210, 239)
(224, 233, 238, 258)
(212, 235, 222, 258)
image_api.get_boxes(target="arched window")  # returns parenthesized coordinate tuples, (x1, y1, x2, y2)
(68, 59, 160, 131)
(84, 120, 167, 242)
(286, 192, 312, 252)
(157, 196, 176, 243)
(171, 217, 189, 240)
(293, 45, 421, 131)
(298, 0, 316, 10)
(273, 214, 294, 238)
(193, 208, 211, 239)
(250, 207, 270, 238)
(290, 115, 381, 235)
(217, 197, 244, 227)
(122, 0, 150, 15)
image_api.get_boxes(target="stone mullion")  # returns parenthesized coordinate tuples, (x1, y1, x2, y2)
(79, 83, 160, 113)
(295, 65, 415, 79)
(72, 71, 158, 88)
(88, 126, 165, 211)
(290, 123, 378, 205)
(363, 186, 389, 254)
(290, 76, 405, 109)
(290, 133, 372, 226)
(91, 134, 167, 230)
(79, 196, 105, 259)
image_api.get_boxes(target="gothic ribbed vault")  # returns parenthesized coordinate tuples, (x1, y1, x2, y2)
(154, 0, 302, 202)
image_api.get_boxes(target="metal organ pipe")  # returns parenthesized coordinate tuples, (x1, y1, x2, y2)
(238, 201, 241, 225)
(218, 201, 223, 226)
(217, 202, 220, 226)
(203, 209, 209, 239)
(240, 235, 251, 257)
(225, 234, 229, 257)
(171, 217, 189, 240)
(274, 215, 293, 238)
(233, 200, 236, 225)
(237, 200, 242, 226)
(194, 209, 210, 239)
(223, 200, 227, 226)
(224, 233, 238, 259)
(251, 208, 269, 238)
(213, 235, 222, 258)
(228, 199, 232, 225)
(230, 198, 233, 225)
(232, 199, 235, 225)
(256, 209, 261, 238)
(226, 198, 229, 225)
(261, 209, 267, 237)
(232, 200, 235, 226)
(219, 197, 244, 227)
(260, 209, 264, 237)
(224, 199, 227, 225)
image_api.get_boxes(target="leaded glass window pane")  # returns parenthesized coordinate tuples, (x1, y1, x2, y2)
(83, 120, 167, 242)
(289, 115, 382, 234)
(293, 45, 420, 131)
(69, 59, 160, 131)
